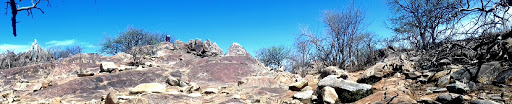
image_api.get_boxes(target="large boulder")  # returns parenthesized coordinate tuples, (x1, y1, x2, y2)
(319, 75, 373, 103)
(225, 43, 250, 56)
(202, 40, 223, 57)
(477, 61, 505, 84)
(451, 67, 477, 83)
(493, 69, 512, 85)
(319, 75, 372, 92)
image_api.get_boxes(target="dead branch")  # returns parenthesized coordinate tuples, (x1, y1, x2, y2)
(6, 0, 48, 37)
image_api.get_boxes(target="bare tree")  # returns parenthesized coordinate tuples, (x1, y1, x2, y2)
(6, 0, 50, 37)
(388, 0, 464, 50)
(293, 26, 313, 68)
(302, 5, 365, 67)
(457, 0, 512, 35)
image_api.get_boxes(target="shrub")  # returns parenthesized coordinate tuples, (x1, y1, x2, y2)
(100, 27, 172, 55)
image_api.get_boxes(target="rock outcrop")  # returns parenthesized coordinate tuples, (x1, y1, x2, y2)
(225, 43, 250, 56)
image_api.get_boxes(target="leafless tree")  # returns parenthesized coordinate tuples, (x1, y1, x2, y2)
(299, 4, 373, 71)
(5, 0, 50, 37)
(457, 0, 512, 36)
(388, 0, 464, 50)
(293, 26, 313, 68)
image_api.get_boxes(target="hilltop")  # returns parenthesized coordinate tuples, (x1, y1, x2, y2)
(0, 31, 511, 104)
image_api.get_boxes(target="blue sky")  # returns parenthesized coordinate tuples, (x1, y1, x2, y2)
(0, 0, 392, 55)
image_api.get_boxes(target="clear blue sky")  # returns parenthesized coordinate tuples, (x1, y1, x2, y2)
(0, 0, 392, 55)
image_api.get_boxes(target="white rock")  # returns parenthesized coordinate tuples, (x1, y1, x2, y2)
(293, 90, 314, 100)
(129, 83, 166, 94)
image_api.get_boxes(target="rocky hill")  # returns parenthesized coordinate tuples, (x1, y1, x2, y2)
(0, 33, 511, 104)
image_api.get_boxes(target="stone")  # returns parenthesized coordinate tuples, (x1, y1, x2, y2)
(319, 75, 372, 92)
(293, 90, 314, 100)
(321, 66, 349, 79)
(189, 82, 200, 92)
(446, 81, 469, 94)
(436, 75, 450, 87)
(288, 80, 308, 91)
(51, 97, 62, 104)
(436, 93, 453, 103)
(105, 90, 117, 104)
(100, 62, 118, 73)
(451, 68, 477, 83)
(129, 83, 166, 94)
(355, 88, 417, 104)
(166, 76, 180, 86)
(469, 100, 500, 104)
(432, 88, 448, 93)
(225, 43, 250, 56)
(477, 61, 505, 84)
(322, 86, 338, 104)
(417, 97, 434, 104)
(144, 62, 153, 67)
(493, 69, 512, 85)
(202, 40, 223, 57)
(436, 93, 463, 104)
(439, 59, 451, 65)
(203, 88, 219, 94)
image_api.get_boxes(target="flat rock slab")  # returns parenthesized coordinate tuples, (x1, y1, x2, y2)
(33, 70, 165, 100)
(319, 75, 372, 91)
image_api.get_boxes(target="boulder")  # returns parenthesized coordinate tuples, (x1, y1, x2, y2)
(129, 83, 166, 94)
(322, 86, 338, 104)
(319, 75, 372, 92)
(446, 81, 469, 94)
(51, 97, 62, 104)
(436, 93, 463, 104)
(105, 90, 117, 104)
(355, 88, 417, 104)
(358, 62, 397, 84)
(477, 61, 505, 84)
(320, 66, 348, 79)
(202, 40, 223, 57)
(439, 59, 451, 65)
(166, 76, 180, 86)
(225, 43, 250, 56)
(293, 90, 314, 100)
(173, 40, 188, 50)
(189, 82, 200, 92)
(289, 80, 308, 91)
(451, 67, 477, 83)
(493, 69, 512, 85)
(437, 75, 451, 87)
(100, 62, 118, 73)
